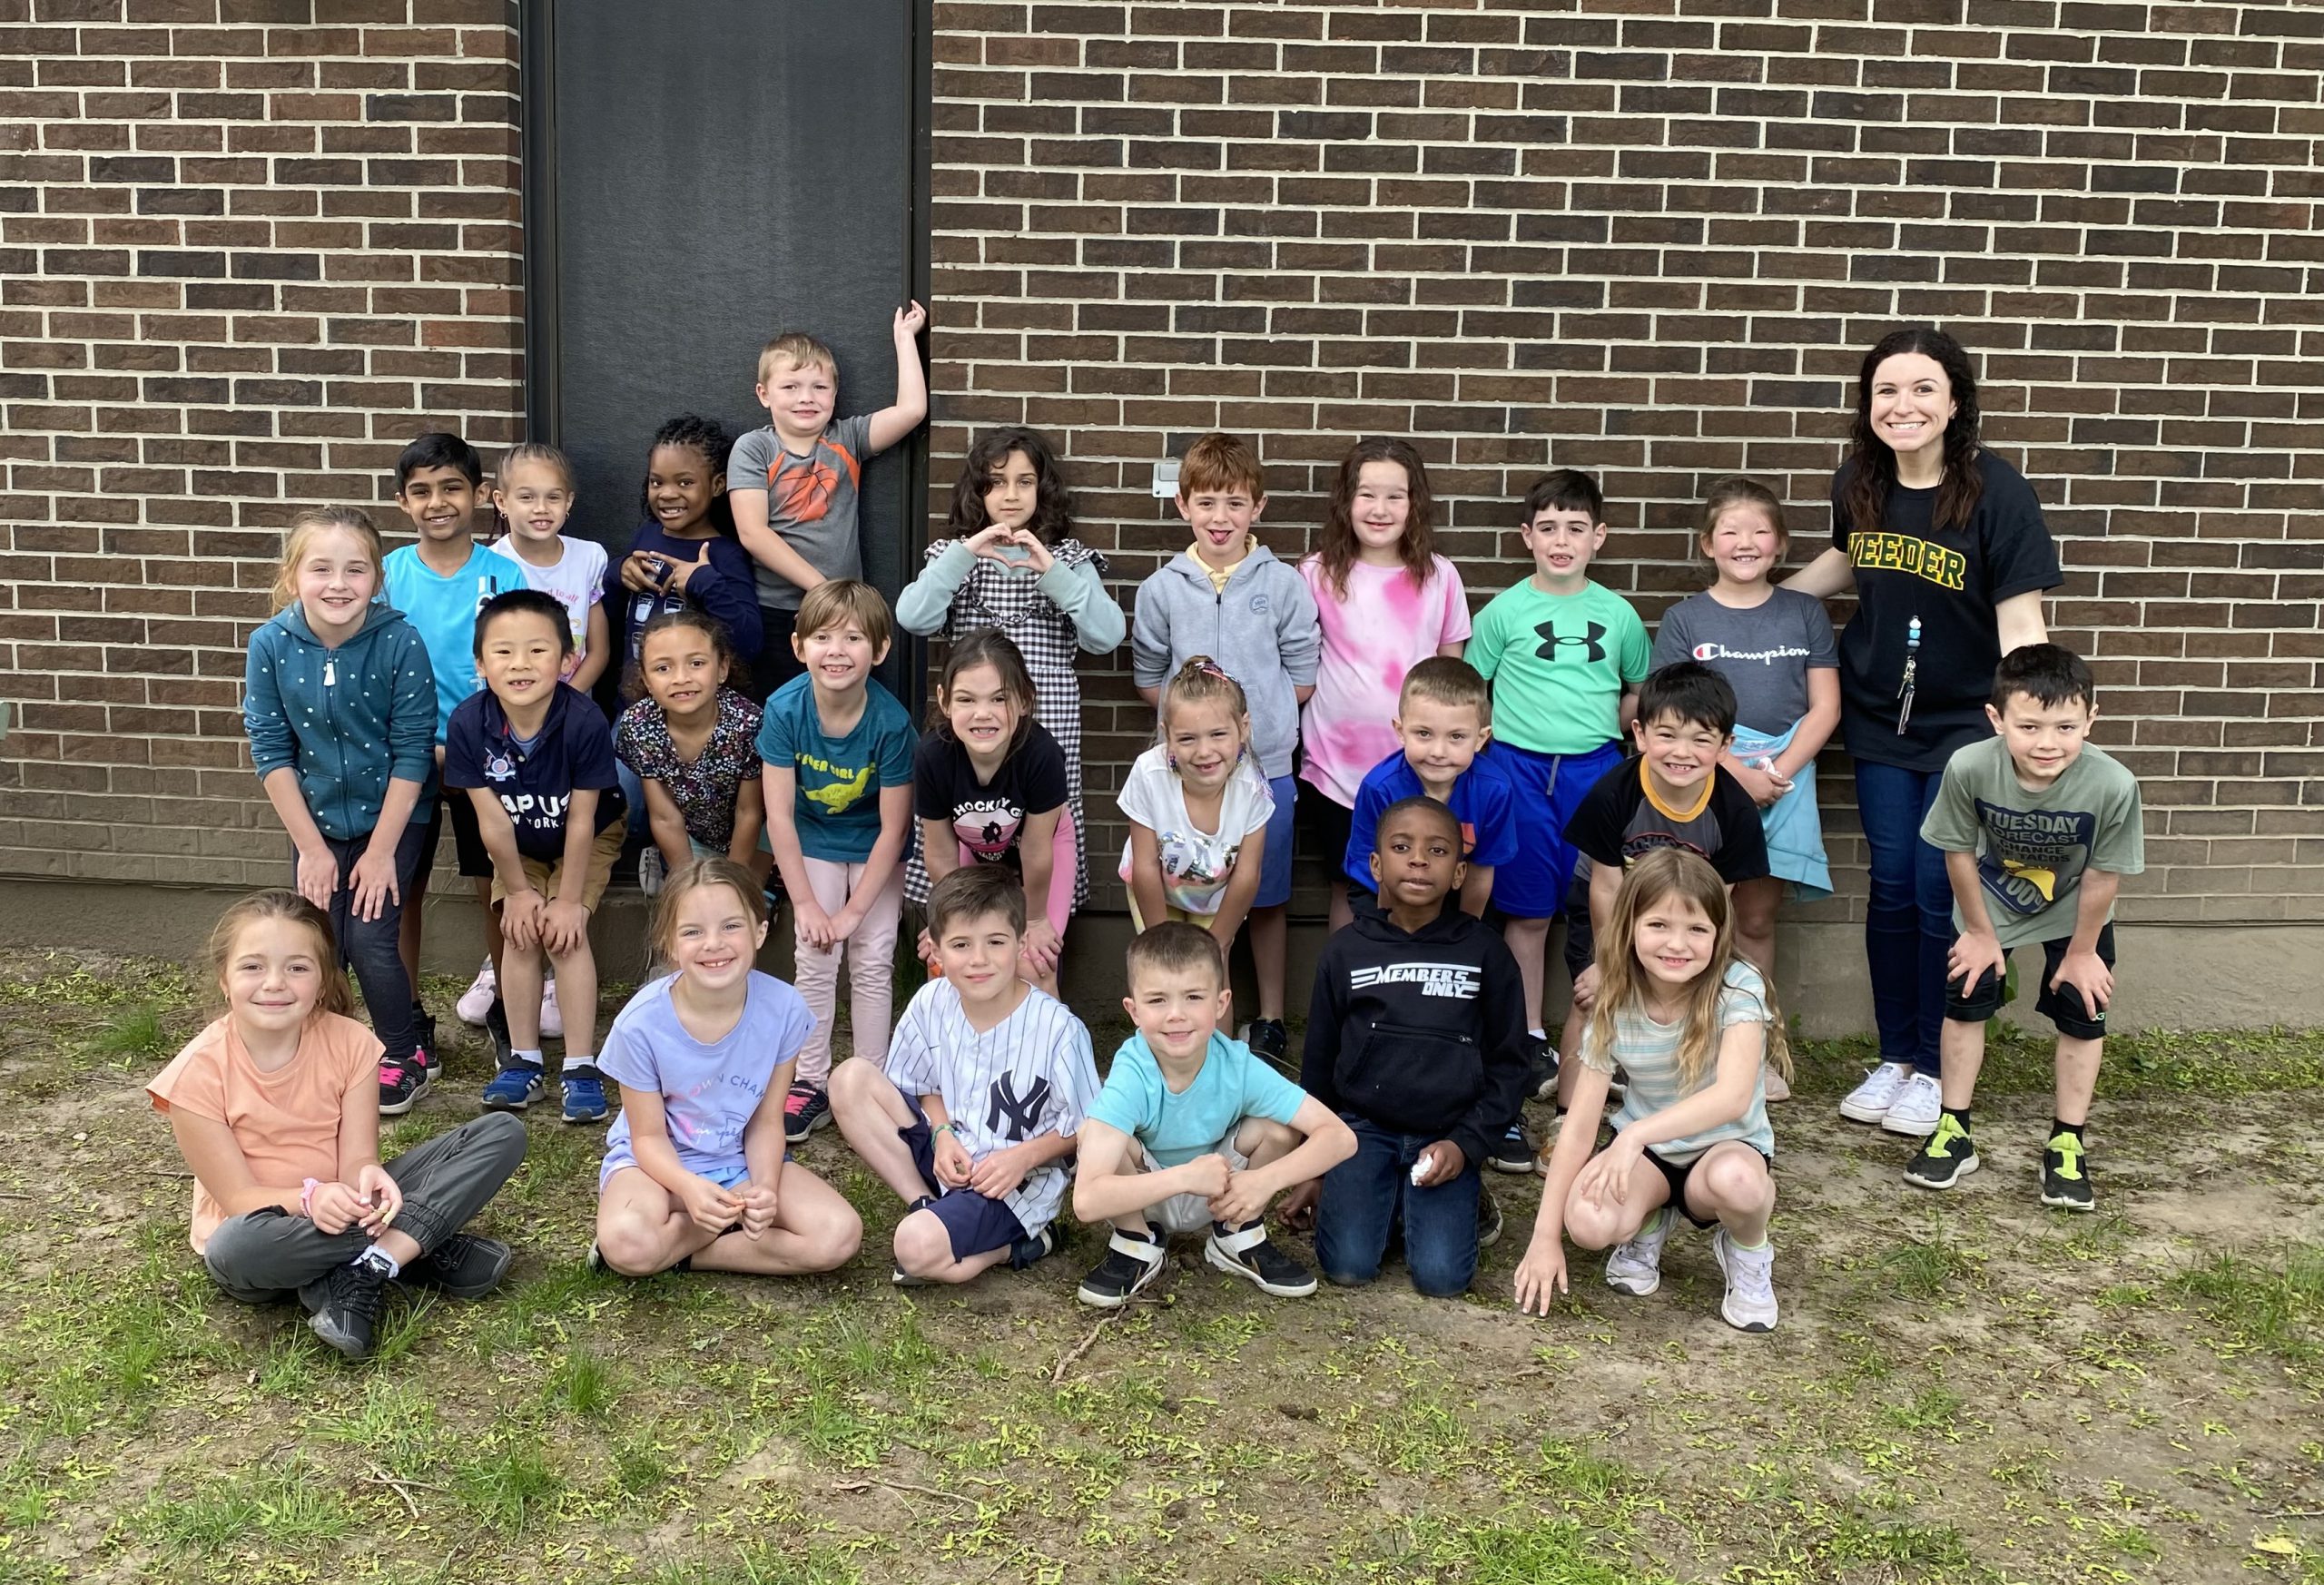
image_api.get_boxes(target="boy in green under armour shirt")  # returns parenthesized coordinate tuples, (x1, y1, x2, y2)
(1467, 469, 1651, 1167)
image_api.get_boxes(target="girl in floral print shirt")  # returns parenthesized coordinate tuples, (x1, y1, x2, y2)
(615, 609, 770, 897)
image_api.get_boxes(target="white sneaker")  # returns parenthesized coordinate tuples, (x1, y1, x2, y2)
(1880, 1071, 1943, 1137)
(1711, 1227, 1778, 1333)
(1837, 1061, 1912, 1124)
(637, 845, 665, 898)
(1762, 1070, 1791, 1104)
(1604, 1205, 1678, 1297)
(455, 958, 497, 1026)
(540, 977, 563, 1039)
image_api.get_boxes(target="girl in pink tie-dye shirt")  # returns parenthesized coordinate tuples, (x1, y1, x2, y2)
(1295, 437, 1472, 930)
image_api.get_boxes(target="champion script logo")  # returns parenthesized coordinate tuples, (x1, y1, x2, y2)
(1535, 619, 1606, 664)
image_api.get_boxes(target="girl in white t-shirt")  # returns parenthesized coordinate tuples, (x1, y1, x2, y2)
(1117, 656, 1275, 957)
(486, 442, 609, 691)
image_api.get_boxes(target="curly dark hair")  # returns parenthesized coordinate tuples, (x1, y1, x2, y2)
(639, 413, 735, 538)
(1838, 326, 1984, 541)
(947, 426, 1074, 546)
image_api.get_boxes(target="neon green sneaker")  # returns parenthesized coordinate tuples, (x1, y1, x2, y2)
(1903, 1112, 1980, 1191)
(2040, 1130, 2095, 1212)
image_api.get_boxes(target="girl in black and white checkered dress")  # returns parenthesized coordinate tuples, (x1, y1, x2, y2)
(896, 428, 1125, 916)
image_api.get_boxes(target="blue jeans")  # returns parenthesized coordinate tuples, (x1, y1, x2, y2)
(312, 819, 429, 1062)
(615, 758, 650, 840)
(1855, 759, 1951, 1077)
(1315, 1115, 1481, 1297)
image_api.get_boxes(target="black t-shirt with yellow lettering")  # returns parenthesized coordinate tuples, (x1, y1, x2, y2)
(1830, 449, 2061, 773)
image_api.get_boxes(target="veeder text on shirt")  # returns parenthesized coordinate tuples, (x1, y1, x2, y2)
(1348, 962, 1482, 999)
(1846, 531, 1967, 592)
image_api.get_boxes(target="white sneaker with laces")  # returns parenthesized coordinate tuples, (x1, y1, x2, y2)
(1837, 1061, 1912, 1124)
(1711, 1227, 1778, 1332)
(540, 977, 563, 1039)
(455, 958, 497, 1026)
(1880, 1071, 1943, 1137)
(1604, 1206, 1678, 1297)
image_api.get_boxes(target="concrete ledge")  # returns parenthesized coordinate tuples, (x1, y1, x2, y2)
(4, 876, 2315, 1036)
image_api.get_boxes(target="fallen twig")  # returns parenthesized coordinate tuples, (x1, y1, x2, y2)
(830, 1475, 985, 1511)
(362, 1464, 425, 1520)
(1051, 1310, 1123, 1385)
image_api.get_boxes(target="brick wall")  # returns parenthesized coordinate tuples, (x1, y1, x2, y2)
(0, 0, 520, 889)
(3, 0, 2319, 946)
(923, 0, 2324, 927)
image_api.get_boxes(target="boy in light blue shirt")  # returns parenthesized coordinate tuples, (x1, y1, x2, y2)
(379, 431, 527, 1065)
(1071, 923, 1354, 1308)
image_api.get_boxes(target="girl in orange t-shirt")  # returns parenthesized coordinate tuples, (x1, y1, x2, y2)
(147, 891, 527, 1360)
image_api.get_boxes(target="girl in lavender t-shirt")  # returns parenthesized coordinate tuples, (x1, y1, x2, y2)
(1295, 438, 1471, 930)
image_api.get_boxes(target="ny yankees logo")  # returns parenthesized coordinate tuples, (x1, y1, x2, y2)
(1535, 619, 1606, 663)
(986, 1073, 1052, 1141)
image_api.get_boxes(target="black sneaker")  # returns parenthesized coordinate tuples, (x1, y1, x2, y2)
(1488, 1119, 1537, 1174)
(1077, 1227, 1165, 1308)
(1246, 1019, 1290, 1068)
(378, 1052, 430, 1116)
(1205, 1220, 1318, 1297)
(404, 1234, 513, 1300)
(2040, 1130, 2095, 1212)
(783, 1081, 832, 1144)
(300, 1253, 393, 1359)
(1009, 1225, 1058, 1269)
(484, 995, 514, 1068)
(1524, 1033, 1558, 1101)
(1476, 1189, 1503, 1249)
(411, 1009, 440, 1068)
(1903, 1113, 1981, 1191)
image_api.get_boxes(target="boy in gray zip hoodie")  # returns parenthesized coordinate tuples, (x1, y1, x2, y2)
(244, 507, 440, 1112)
(1130, 433, 1322, 1061)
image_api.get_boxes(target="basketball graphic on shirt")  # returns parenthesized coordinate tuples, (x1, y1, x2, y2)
(770, 456, 840, 522)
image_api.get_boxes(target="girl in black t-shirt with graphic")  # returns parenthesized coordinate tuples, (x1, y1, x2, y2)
(1786, 328, 2063, 1139)
(907, 629, 1074, 996)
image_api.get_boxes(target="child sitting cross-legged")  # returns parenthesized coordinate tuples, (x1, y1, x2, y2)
(1515, 847, 1792, 1334)
(830, 865, 1099, 1285)
(591, 860, 862, 1278)
(1071, 923, 1356, 1308)
(1291, 796, 1531, 1298)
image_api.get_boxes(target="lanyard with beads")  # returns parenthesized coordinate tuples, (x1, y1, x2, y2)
(1896, 615, 1922, 733)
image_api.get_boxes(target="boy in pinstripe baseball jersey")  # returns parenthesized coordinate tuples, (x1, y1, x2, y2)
(829, 866, 1099, 1285)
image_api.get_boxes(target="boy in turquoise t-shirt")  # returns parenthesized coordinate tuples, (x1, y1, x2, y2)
(379, 431, 527, 1065)
(1071, 922, 1355, 1308)
(1467, 468, 1650, 1109)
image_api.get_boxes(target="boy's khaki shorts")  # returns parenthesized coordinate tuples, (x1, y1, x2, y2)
(492, 823, 624, 911)
(1137, 1139, 1252, 1236)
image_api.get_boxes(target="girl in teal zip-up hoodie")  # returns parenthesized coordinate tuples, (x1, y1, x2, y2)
(243, 507, 440, 1113)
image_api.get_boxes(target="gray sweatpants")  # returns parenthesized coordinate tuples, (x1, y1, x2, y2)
(202, 1112, 527, 1304)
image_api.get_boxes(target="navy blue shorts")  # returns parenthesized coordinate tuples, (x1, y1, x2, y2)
(901, 1097, 1029, 1260)
(1486, 740, 1623, 919)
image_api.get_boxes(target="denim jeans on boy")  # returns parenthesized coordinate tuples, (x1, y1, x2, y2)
(1854, 759, 1952, 1078)
(313, 819, 430, 1063)
(1315, 1115, 1482, 1298)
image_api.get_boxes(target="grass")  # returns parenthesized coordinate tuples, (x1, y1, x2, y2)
(0, 949, 2319, 1582)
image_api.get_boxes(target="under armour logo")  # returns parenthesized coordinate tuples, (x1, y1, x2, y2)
(1535, 620, 1606, 663)
(986, 1073, 1051, 1141)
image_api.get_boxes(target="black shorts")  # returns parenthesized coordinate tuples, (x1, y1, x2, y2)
(1647, 1144, 1774, 1229)
(1561, 864, 1595, 980)
(1946, 923, 2114, 1042)
(1299, 785, 1354, 883)
(419, 790, 495, 881)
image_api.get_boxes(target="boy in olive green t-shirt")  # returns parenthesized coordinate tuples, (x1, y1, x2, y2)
(1905, 645, 2144, 1213)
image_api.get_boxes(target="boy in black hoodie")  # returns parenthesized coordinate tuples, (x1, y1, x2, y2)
(1296, 797, 1530, 1296)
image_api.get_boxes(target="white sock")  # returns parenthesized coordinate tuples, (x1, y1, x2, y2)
(1529, 1028, 1546, 1040)
(562, 1055, 598, 1075)
(512, 1047, 544, 1068)
(357, 1245, 401, 1279)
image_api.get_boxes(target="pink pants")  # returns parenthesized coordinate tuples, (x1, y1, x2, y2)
(793, 855, 905, 1085)
(950, 808, 1078, 933)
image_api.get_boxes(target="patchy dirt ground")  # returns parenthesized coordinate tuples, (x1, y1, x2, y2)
(0, 947, 2317, 1584)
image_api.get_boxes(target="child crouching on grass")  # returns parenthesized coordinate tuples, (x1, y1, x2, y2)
(1515, 848, 1791, 1334)
(1071, 923, 1355, 1308)
(149, 891, 526, 1361)
(831, 865, 1098, 1285)
(590, 860, 862, 1279)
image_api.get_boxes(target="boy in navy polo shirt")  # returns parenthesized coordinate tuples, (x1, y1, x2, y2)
(445, 590, 627, 1123)
(1343, 657, 1515, 920)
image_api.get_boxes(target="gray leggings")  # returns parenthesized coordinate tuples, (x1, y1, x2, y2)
(202, 1113, 527, 1304)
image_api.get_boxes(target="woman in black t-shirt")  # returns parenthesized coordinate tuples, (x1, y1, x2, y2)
(1787, 328, 2063, 1137)
(906, 629, 1074, 995)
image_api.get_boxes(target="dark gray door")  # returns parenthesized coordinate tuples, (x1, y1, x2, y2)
(524, 0, 928, 611)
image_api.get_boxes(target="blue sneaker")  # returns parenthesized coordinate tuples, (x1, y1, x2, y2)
(482, 1063, 545, 1111)
(562, 1069, 609, 1125)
